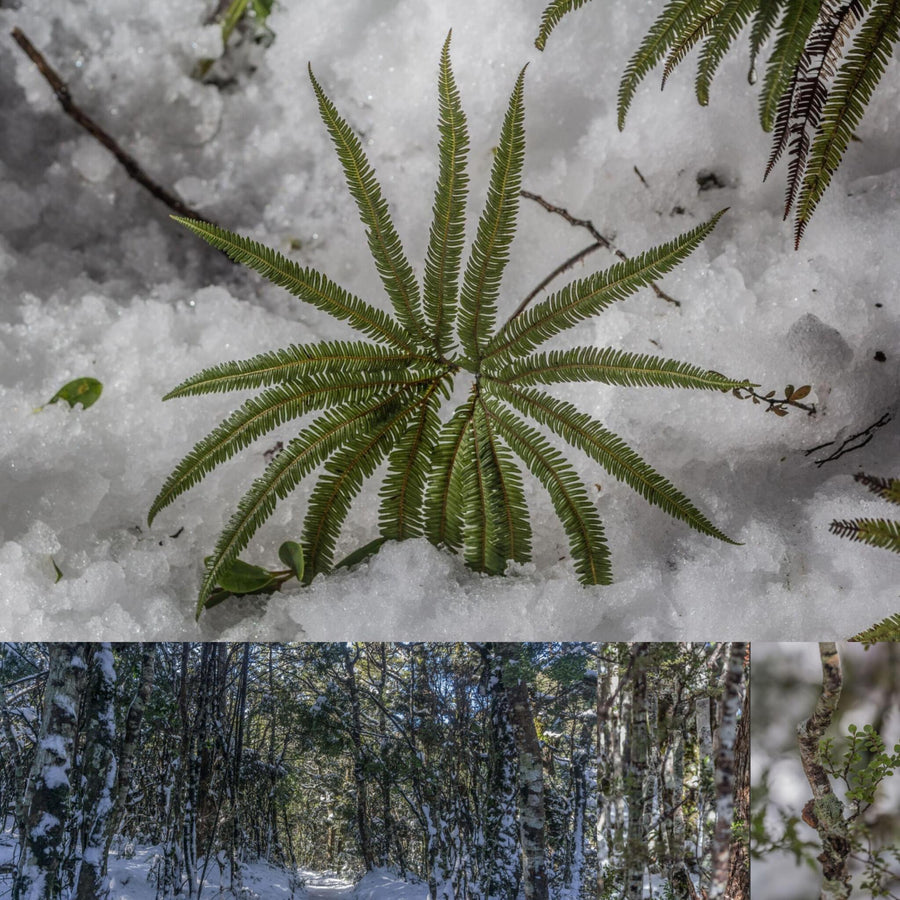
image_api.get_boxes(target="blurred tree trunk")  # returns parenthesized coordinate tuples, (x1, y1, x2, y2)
(727, 664, 750, 900)
(708, 642, 747, 900)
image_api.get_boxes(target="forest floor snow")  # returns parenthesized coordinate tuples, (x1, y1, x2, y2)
(1, 0, 898, 639)
(0, 829, 425, 899)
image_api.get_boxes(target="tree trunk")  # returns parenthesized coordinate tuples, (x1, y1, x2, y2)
(483, 649, 521, 900)
(502, 654, 549, 900)
(624, 644, 650, 900)
(727, 662, 750, 900)
(797, 643, 851, 900)
(73, 644, 117, 900)
(708, 642, 747, 900)
(103, 642, 156, 872)
(14, 642, 88, 900)
(341, 643, 375, 871)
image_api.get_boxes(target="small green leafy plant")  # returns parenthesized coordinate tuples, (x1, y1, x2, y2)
(151, 34, 752, 616)
(536, 0, 900, 246)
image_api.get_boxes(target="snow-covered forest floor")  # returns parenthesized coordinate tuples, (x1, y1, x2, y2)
(1, 0, 898, 639)
(0, 830, 426, 900)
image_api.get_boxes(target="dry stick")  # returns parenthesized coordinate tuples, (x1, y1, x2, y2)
(806, 413, 893, 467)
(797, 643, 852, 900)
(519, 189, 681, 308)
(11, 27, 212, 224)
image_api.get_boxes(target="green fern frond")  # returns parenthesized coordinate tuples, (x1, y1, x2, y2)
(618, 0, 720, 129)
(696, 0, 758, 104)
(491, 346, 753, 391)
(172, 217, 416, 351)
(379, 387, 444, 541)
(164, 341, 435, 399)
(198, 391, 416, 614)
(150, 372, 433, 528)
(458, 66, 527, 361)
(466, 398, 533, 573)
(775, 0, 867, 224)
(850, 612, 900, 642)
(483, 397, 612, 585)
(484, 210, 726, 364)
(490, 382, 737, 544)
(794, 0, 900, 245)
(749, 0, 787, 83)
(759, 0, 819, 132)
(423, 32, 470, 357)
(301, 390, 426, 579)
(535, 0, 594, 50)
(662, 1, 726, 90)
(308, 66, 430, 349)
(425, 400, 476, 554)
(828, 517, 900, 553)
(854, 472, 900, 505)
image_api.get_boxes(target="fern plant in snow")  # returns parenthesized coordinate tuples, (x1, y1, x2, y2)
(150, 35, 753, 616)
(537, 0, 900, 246)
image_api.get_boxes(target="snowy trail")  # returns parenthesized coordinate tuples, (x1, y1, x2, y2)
(301, 871, 355, 898)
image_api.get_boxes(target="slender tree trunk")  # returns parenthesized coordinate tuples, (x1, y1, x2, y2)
(798, 643, 852, 900)
(14, 642, 88, 900)
(341, 644, 375, 871)
(73, 644, 117, 900)
(625, 644, 649, 900)
(727, 665, 750, 900)
(103, 642, 156, 872)
(483, 649, 521, 900)
(708, 642, 747, 899)
(504, 660, 549, 900)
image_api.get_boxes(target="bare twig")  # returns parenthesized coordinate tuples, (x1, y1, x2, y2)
(805, 413, 892, 467)
(518, 189, 681, 311)
(11, 27, 212, 224)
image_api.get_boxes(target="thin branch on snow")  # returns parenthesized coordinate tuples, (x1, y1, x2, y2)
(11, 28, 214, 225)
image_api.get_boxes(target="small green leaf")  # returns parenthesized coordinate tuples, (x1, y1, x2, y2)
(46, 377, 103, 410)
(334, 537, 390, 571)
(278, 540, 305, 579)
(205, 556, 276, 594)
(51, 558, 63, 583)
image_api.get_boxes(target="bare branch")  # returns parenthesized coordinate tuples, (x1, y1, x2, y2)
(11, 27, 213, 224)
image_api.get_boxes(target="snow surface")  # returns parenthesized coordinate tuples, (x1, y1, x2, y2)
(1, 0, 898, 639)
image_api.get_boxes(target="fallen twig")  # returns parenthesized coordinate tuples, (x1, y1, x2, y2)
(519, 189, 681, 308)
(806, 413, 892, 467)
(11, 27, 212, 224)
